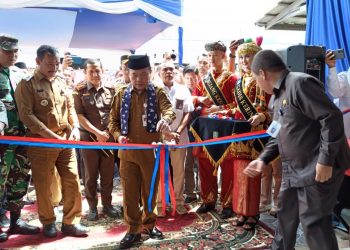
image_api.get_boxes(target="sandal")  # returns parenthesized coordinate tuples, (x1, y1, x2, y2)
(232, 215, 246, 226)
(242, 215, 259, 231)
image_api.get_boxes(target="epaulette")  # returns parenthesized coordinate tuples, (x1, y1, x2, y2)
(116, 84, 128, 94)
(24, 74, 34, 81)
(74, 81, 88, 91)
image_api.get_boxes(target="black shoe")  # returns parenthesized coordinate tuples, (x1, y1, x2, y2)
(23, 198, 35, 205)
(103, 205, 119, 218)
(142, 227, 164, 240)
(7, 219, 40, 235)
(220, 208, 234, 219)
(43, 223, 58, 238)
(184, 196, 198, 204)
(0, 232, 8, 242)
(0, 213, 10, 227)
(196, 203, 215, 214)
(61, 223, 89, 237)
(87, 207, 98, 221)
(119, 233, 141, 249)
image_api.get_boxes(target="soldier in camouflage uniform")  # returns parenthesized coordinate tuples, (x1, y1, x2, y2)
(0, 34, 40, 242)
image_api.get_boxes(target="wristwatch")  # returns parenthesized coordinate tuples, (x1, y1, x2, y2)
(229, 53, 236, 59)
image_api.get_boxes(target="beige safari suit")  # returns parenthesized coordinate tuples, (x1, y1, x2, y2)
(14, 70, 82, 225)
(108, 84, 175, 234)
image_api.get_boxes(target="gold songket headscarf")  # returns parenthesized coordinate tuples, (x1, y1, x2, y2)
(237, 42, 262, 56)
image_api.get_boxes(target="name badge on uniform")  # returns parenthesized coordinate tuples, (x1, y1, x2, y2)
(267, 120, 281, 138)
(142, 114, 147, 127)
(175, 98, 184, 110)
(40, 99, 48, 107)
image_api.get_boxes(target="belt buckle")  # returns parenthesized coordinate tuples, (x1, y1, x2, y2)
(56, 130, 65, 135)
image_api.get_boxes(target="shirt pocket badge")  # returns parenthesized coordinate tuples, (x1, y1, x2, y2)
(175, 98, 184, 110)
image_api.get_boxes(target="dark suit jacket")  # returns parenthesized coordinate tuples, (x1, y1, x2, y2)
(260, 70, 350, 187)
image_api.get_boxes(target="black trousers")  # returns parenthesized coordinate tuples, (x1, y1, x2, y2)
(271, 171, 344, 250)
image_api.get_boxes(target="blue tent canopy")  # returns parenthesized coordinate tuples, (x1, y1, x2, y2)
(0, 0, 183, 60)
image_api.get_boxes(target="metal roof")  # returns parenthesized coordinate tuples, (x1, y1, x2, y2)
(255, 0, 306, 30)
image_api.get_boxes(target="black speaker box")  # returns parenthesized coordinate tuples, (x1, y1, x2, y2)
(277, 45, 326, 83)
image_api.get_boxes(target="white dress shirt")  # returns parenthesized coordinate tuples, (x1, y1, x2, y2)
(163, 83, 194, 143)
(328, 67, 350, 138)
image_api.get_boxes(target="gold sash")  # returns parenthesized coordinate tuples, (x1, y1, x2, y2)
(202, 71, 231, 105)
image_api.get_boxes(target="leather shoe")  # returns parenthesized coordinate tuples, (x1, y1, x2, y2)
(61, 223, 89, 237)
(119, 233, 141, 249)
(7, 219, 40, 235)
(184, 196, 198, 204)
(196, 203, 215, 214)
(220, 207, 234, 219)
(87, 207, 98, 221)
(102, 205, 119, 218)
(142, 227, 164, 240)
(0, 213, 10, 227)
(43, 223, 58, 238)
(0, 228, 8, 242)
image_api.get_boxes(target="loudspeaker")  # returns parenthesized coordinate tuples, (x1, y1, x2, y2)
(277, 45, 326, 83)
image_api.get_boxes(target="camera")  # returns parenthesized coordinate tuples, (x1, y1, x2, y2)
(163, 51, 177, 61)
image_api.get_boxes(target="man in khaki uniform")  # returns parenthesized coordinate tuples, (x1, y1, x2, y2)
(73, 59, 118, 221)
(109, 55, 175, 249)
(15, 45, 88, 238)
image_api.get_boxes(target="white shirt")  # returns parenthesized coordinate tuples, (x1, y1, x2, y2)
(163, 82, 194, 143)
(328, 67, 350, 138)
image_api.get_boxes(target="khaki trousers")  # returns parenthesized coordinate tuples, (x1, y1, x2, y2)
(27, 146, 82, 225)
(119, 152, 159, 234)
(260, 158, 282, 211)
(81, 149, 114, 208)
(50, 168, 62, 207)
(184, 147, 198, 198)
(157, 148, 186, 208)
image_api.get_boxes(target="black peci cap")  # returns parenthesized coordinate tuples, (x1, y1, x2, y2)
(127, 55, 151, 70)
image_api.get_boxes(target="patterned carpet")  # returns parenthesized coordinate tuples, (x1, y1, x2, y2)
(1, 187, 274, 249)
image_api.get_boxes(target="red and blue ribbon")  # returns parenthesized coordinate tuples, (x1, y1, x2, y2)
(0, 130, 270, 215)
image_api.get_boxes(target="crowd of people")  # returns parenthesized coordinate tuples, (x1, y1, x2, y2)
(0, 33, 350, 250)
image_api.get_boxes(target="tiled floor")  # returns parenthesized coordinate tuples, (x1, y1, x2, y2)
(260, 209, 350, 249)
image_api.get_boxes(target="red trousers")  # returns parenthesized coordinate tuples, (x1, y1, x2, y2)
(198, 157, 233, 208)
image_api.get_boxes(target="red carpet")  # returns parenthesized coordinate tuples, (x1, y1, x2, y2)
(1, 192, 273, 249)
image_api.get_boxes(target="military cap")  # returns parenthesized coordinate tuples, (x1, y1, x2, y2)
(120, 54, 129, 65)
(205, 41, 226, 53)
(127, 55, 150, 70)
(0, 34, 18, 51)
